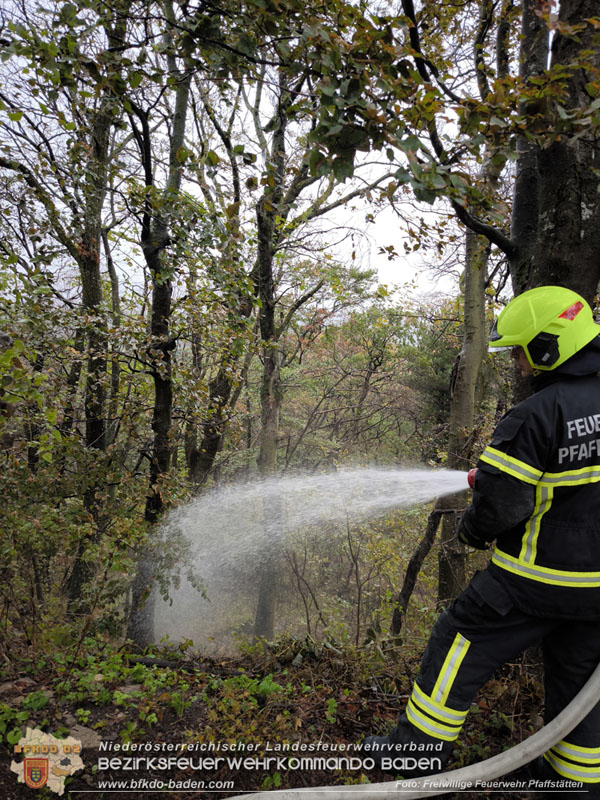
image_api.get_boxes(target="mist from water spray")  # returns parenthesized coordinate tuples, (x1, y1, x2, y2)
(153, 468, 468, 649)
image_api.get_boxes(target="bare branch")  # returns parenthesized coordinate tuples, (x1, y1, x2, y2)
(276, 279, 325, 339)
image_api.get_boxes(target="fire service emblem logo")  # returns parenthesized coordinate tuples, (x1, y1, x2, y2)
(24, 758, 49, 789)
(11, 728, 83, 795)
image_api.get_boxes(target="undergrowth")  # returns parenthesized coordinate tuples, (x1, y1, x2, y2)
(0, 634, 544, 800)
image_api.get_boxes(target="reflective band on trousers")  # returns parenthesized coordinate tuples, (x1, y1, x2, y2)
(545, 739, 600, 783)
(406, 699, 464, 742)
(406, 635, 471, 742)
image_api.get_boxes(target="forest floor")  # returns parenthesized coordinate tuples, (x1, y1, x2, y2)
(0, 635, 553, 800)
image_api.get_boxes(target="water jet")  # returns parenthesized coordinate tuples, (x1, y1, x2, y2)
(153, 467, 468, 649)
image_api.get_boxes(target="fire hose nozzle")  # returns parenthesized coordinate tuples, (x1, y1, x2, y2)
(467, 468, 477, 489)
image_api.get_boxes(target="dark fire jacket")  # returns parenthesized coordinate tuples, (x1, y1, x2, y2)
(458, 336, 600, 619)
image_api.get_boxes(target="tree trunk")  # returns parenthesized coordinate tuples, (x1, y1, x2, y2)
(391, 509, 442, 638)
(508, 0, 549, 294)
(511, 0, 600, 301)
(127, 9, 192, 645)
(251, 65, 288, 640)
(252, 195, 283, 639)
(103, 228, 121, 448)
(126, 235, 176, 646)
(437, 231, 488, 607)
(436, 0, 505, 607)
(253, 339, 284, 640)
(528, 1, 600, 300)
(187, 296, 254, 486)
(66, 76, 115, 608)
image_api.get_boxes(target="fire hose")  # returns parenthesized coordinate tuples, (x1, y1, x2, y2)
(226, 468, 600, 799)
(227, 660, 600, 800)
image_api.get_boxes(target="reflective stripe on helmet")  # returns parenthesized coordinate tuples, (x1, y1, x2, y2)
(487, 286, 599, 371)
(559, 301, 584, 320)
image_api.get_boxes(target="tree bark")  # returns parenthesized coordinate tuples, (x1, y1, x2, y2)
(251, 64, 289, 640)
(527, 0, 600, 301)
(103, 228, 121, 448)
(436, 0, 504, 608)
(391, 509, 442, 638)
(508, 0, 549, 294)
(252, 193, 285, 639)
(66, 6, 131, 606)
(187, 296, 254, 486)
(437, 230, 488, 607)
(127, 4, 192, 645)
(510, 0, 600, 301)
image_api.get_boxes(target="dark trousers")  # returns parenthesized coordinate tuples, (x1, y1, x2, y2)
(386, 569, 600, 793)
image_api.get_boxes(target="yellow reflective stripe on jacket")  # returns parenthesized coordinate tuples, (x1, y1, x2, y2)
(519, 484, 553, 565)
(479, 451, 600, 489)
(541, 465, 600, 487)
(479, 446, 542, 484)
(492, 549, 600, 587)
(544, 740, 600, 783)
(479, 448, 600, 583)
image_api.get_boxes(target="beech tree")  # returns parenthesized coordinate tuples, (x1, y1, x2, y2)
(304, 0, 600, 299)
(2, 0, 599, 648)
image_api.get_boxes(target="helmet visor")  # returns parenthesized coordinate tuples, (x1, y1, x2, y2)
(489, 318, 502, 342)
(488, 318, 515, 352)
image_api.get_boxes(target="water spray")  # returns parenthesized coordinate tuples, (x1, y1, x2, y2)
(206, 466, 599, 798)
(154, 467, 470, 646)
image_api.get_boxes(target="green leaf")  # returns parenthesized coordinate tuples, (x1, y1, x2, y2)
(58, 2, 78, 24)
(429, 172, 447, 189)
(400, 135, 421, 152)
(413, 185, 436, 204)
(8, 111, 22, 122)
(332, 157, 354, 181)
(7, 729, 22, 746)
(129, 71, 143, 89)
(236, 33, 256, 57)
(319, 78, 337, 98)
(394, 167, 411, 183)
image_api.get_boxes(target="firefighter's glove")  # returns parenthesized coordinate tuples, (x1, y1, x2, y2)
(457, 517, 489, 550)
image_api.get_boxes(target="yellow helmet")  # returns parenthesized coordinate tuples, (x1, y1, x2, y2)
(489, 286, 599, 371)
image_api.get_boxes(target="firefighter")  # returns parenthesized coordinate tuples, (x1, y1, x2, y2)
(364, 285, 600, 794)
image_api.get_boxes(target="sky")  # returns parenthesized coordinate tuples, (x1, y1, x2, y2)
(333, 189, 461, 300)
